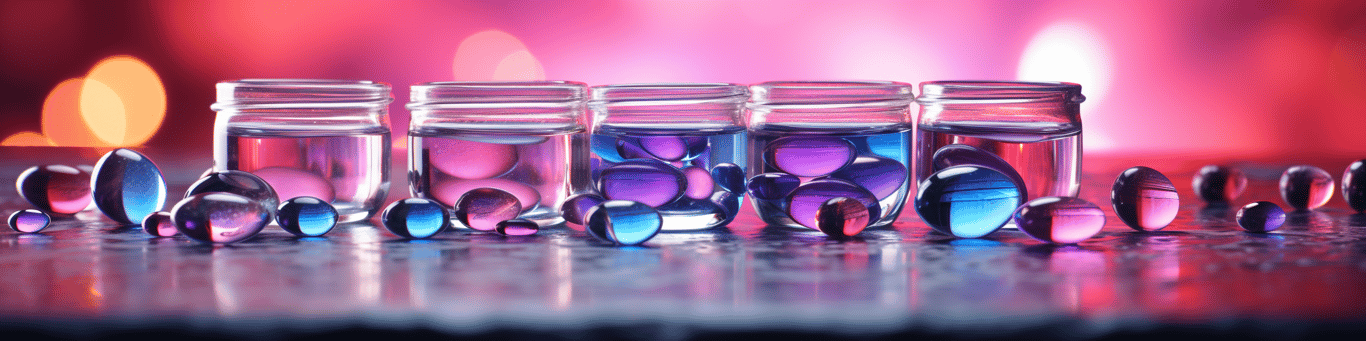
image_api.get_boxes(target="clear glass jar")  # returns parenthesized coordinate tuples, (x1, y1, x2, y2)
(406, 81, 589, 227)
(746, 81, 915, 229)
(588, 83, 749, 230)
(914, 81, 1085, 201)
(212, 79, 393, 222)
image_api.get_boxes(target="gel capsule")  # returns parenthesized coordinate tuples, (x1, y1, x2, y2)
(763, 136, 856, 177)
(453, 187, 522, 231)
(931, 144, 1028, 200)
(8, 209, 51, 233)
(276, 196, 338, 237)
(619, 136, 708, 162)
(426, 137, 518, 180)
(187, 170, 280, 216)
(16, 165, 92, 215)
(787, 178, 881, 230)
(1111, 166, 1179, 231)
(173, 193, 270, 244)
(1237, 201, 1286, 233)
(91, 148, 167, 225)
(1192, 165, 1247, 205)
(815, 197, 869, 238)
(585, 200, 662, 246)
(249, 167, 336, 202)
(1342, 160, 1366, 212)
(681, 166, 715, 200)
(142, 211, 177, 237)
(560, 193, 607, 225)
(381, 198, 450, 239)
(495, 219, 539, 236)
(710, 163, 745, 193)
(746, 173, 801, 201)
(915, 166, 1022, 238)
(830, 156, 907, 200)
(1279, 165, 1334, 211)
(597, 159, 687, 207)
(1013, 197, 1105, 244)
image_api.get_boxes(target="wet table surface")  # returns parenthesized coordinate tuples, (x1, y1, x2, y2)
(1, 148, 1365, 340)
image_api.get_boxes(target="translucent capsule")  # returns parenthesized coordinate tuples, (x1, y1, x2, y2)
(142, 211, 177, 237)
(16, 165, 92, 215)
(815, 197, 869, 238)
(746, 173, 800, 201)
(186, 170, 280, 216)
(1237, 201, 1286, 233)
(1279, 165, 1334, 211)
(1192, 165, 1247, 205)
(495, 219, 539, 236)
(763, 136, 856, 177)
(250, 167, 336, 202)
(681, 166, 715, 200)
(915, 166, 1022, 238)
(381, 198, 450, 239)
(1111, 166, 1179, 232)
(173, 193, 270, 244)
(710, 163, 745, 193)
(1342, 160, 1366, 212)
(710, 191, 743, 226)
(453, 187, 522, 231)
(585, 200, 662, 246)
(597, 159, 687, 207)
(931, 144, 1028, 200)
(560, 193, 606, 225)
(434, 178, 541, 212)
(426, 137, 518, 180)
(91, 148, 167, 225)
(8, 209, 51, 233)
(618, 136, 709, 162)
(830, 156, 907, 200)
(1013, 197, 1105, 244)
(276, 196, 338, 237)
(591, 136, 628, 163)
(787, 178, 881, 230)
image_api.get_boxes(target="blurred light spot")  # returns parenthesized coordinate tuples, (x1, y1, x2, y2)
(78, 78, 127, 144)
(1, 131, 55, 146)
(492, 50, 546, 81)
(43, 78, 107, 147)
(453, 30, 539, 81)
(78, 56, 167, 146)
(1017, 22, 1114, 106)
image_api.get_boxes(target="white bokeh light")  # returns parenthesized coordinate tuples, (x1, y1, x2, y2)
(1017, 22, 1115, 150)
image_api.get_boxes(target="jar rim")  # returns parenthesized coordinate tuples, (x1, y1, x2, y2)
(212, 79, 392, 111)
(748, 80, 914, 106)
(589, 83, 748, 103)
(916, 80, 1085, 103)
(408, 81, 586, 108)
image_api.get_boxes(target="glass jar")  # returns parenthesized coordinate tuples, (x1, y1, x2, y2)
(746, 81, 915, 229)
(406, 81, 589, 227)
(914, 81, 1085, 201)
(588, 83, 749, 230)
(211, 79, 393, 222)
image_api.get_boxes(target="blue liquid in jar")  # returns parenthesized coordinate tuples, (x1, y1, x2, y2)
(748, 130, 911, 229)
(224, 129, 390, 222)
(410, 133, 585, 227)
(916, 124, 1080, 201)
(590, 130, 745, 230)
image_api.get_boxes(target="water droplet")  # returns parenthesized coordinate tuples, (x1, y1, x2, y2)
(787, 178, 881, 229)
(931, 144, 1028, 200)
(16, 165, 91, 215)
(8, 209, 50, 233)
(91, 148, 167, 225)
(276, 196, 338, 237)
(1014, 197, 1105, 244)
(1342, 160, 1366, 212)
(426, 137, 518, 180)
(710, 163, 745, 193)
(763, 136, 855, 177)
(433, 178, 541, 212)
(681, 166, 715, 200)
(618, 136, 708, 161)
(585, 200, 662, 246)
(187, 170, 280, 217)
(142, 211, 176, 237)
(1111, 166, 1179, 231)
(495, 219, 539, 236)
(173, 192, 270, 244)
(746, 173, 800, 200)
(1279, 165, 1334, 210)
(815, 197, 869, 238)
(453, 188, 522, 231)
(597, 159, 686, 207)
(250, 167, 335, 202)
(560, 193, 606, 225)
(1237, 201, 1286, 233)
(830, 156, 907, 200)
(915, 166, 1022, 238)
(381, 198, 450, 239)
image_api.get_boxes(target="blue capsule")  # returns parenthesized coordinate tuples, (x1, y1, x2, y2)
(495, 219, 539, 236)
(916, 165, 1022, 238)
(1111, 166, 1179, 232)
(91, 148, 167, 225)
(187, 170, 280, 217)
(585, 200, 662, 246)
(830, 156, 907, 200)
(8, 209, 51, 233)
(931, 144, 1028, 200)
(597, 159, 687, 207)
(592, 136, 628, 163)
(1013, 197, 1105, 244)
(173, 193, 270, 244)
(710, 163, 745, 193)
(815, 197, 869, 238)
(1342, 160, 1366, 212)
(1192, 165, 1247, 205)
(1280, 165, 1334, 211)
(561, 193, 607, 225)
(763, 136, 856, 177)
(787, 178, 881, 230)
(142, 211, 177, 237)
(1237, 201, 1286, 233)
(746, 173, 800, 201)
(381, 198, 450, 239)
(16, 165, 91, 215)
(276, 196, 338, 237)
(453, 187, 522, 231)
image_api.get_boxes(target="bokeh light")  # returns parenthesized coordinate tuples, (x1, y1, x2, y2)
(0, 131, 54, 147)
(454, 30, 544, 81)
(1017, 21, 1114, 106)
(79, 56, 167, 146)
(42, 78, 106, 147)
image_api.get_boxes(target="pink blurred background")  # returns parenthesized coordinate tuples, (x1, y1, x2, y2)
(1, 0, 1364, 158)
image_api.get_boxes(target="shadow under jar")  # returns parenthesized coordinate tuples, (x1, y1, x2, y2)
(589, 84, 749, 231)
(407, 81, 590, 227)
(746, 81, 915, 230)
(212, 79, 393, 222)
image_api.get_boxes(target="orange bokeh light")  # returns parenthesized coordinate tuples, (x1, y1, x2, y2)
(42, 78, 107, 147)
(0, 131, 55, 147)
(80, 56, 167, 146)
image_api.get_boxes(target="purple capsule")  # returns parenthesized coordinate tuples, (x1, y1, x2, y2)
(1111, 166, 1179, 232)
(172, 192, 270, 244)
(1014, 197, 1105, 244)
(1342, 160, 1366, 212)
(746, 173, 801, 201)
(815, 197, 869, 238)
(1192, 165, 1247, 205)
(495, 219, 539, 236)
(830, 156, 907, 200)
(8, 209, 51, 233)
(186, 170, 280, 215)
(142, 211, 177, 237)
(763, 136, 855, 177)
(619, 136, 709, 162)
(1237, 201, 1286, 233)
(597, 159, 687, 207)
(560, 193, 607, 225)
(453, 188, 522, 231)
(710, 163, 745, 193)
(682, 166, 715, 200)
(787, 178, 881, 230)
(1279, 165, 1334, 211)
(931, 144, 1028, 200)
(381, 198, 450, 239)
(434, 178, 541, 212)
(16, 165, 92, 215)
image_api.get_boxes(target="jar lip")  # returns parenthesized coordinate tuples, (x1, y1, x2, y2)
(408, 81, 587, 107)
(748, 80, 915, 106)
(916, 80, 1085, 103)
(213, 79, 393, 110)
(589, 83, 748, 103)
